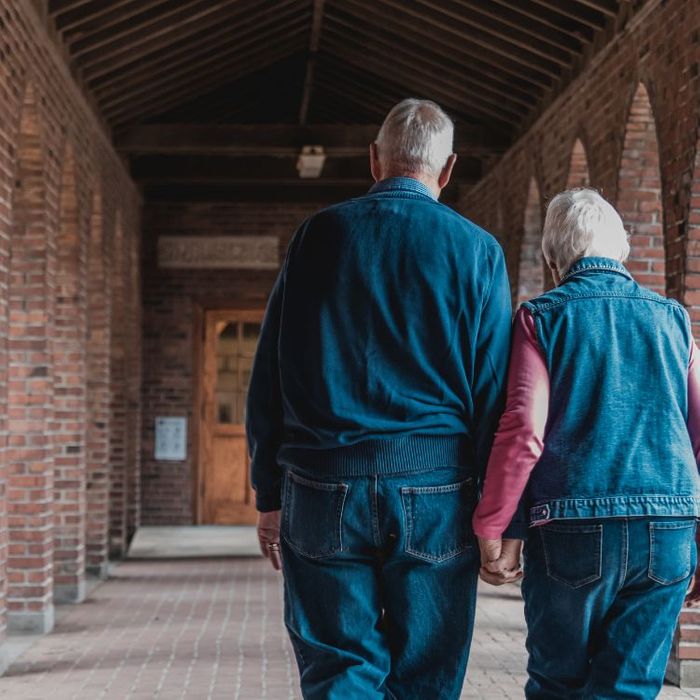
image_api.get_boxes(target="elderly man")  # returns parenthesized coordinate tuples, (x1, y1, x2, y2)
(246, 98, 517, 699)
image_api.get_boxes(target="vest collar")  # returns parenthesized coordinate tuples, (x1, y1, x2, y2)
(560, 256, 633, 284)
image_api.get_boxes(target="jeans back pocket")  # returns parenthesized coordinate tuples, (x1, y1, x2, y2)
(282, 471, 348, 559)
(401, 477, 474, 563)
(541, 522, 602, 589)
(648, 520, 696, 585)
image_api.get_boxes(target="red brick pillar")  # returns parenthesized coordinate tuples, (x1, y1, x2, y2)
(125, 223, 142, 545)
(616, 83, 665, 294)
(7, 84, 55, 633)
(109, 215, 128, 558)
(566, 138, 591, 189)
(52, 146, 88, 603)
(85, 191, 112, 577)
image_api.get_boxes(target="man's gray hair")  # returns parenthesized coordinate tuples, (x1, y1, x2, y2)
(375, 99, 454, 178)
(542, 188, 630, 275)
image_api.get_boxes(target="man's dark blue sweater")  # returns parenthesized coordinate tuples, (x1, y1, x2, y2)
(246, 177, 512, 512)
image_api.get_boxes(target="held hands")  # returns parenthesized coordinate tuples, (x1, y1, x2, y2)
(477, 537, 523, 586)
(257, 510, 282, 571)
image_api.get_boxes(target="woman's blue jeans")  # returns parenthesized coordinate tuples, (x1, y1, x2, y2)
(280, 466, 480, 700)
(522, 517, 697, 699)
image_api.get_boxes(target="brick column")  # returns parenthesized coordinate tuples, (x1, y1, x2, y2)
(7, 84, 55, 634)
(125, 223, 142, 546)
(85, 191, 112, 577)
(109, 215, 128, 558)
(52, 147, 88, 603)
(516, 177, 544, 307)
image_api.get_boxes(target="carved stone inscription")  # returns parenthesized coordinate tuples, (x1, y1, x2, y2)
(158, 236, 279, 270)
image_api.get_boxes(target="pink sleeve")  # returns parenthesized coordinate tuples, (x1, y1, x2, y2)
(687, 339, 700, 467)
(472, 307, 550, 539)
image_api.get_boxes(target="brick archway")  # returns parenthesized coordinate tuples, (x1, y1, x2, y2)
(617, 83, 665, 294)
(85, 189, 112, 577)
(7, 84, 55, 633)
(516, 177, 544, 306)
(566, 138, 591, 188)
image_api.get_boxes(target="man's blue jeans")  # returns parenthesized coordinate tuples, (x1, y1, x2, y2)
(280, 466, 480, 699)
(522, 517, 697, 699)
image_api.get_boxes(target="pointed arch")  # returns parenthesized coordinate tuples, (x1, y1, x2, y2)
(85, 187, 112, 576)
(517, 177, 544, 306)
(616, 83, 665, 294)
(566, 137, 591, 189)
(7, 83, 55, 632)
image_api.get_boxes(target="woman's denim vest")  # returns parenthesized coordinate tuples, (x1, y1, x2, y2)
(522, 256, 700, 526)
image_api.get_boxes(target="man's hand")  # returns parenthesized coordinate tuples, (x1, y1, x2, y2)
(257, 510, 282, 571)
(477, 537, 523, 586)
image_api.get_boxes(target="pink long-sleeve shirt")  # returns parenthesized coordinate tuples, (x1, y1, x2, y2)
(472, 307, 700, 540)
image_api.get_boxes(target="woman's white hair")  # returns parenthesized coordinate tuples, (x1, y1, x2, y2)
(542, 188, 630, 275)
(375, 98, 454, 178)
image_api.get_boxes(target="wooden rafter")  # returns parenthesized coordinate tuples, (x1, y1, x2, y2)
(298, 0, 325, 125)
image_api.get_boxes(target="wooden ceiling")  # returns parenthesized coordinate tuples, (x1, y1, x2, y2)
(47, 0, 645, 201)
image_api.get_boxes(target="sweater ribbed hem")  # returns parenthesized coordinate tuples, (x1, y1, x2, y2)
(277, 434, 472, 477)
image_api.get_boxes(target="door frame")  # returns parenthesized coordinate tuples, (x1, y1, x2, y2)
(192, 303, 265, 524)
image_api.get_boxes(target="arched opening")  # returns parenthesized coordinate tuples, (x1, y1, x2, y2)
(53, 145, 88, 603)
(617, 83, 665, 294)
(517, 177, 544, 306)
(85, 188, 111, 577)
(7, 84, 54, 632)
(566, 138, 591, 188)
(108, 212, 128, 558)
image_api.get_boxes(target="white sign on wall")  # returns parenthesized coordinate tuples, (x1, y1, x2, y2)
(157, 236, 279, 270)
(154, 417, 187, 461)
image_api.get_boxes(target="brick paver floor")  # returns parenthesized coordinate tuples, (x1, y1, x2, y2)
(0, 557, 698, 699)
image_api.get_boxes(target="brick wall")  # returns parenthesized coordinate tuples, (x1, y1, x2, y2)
(459, 0, 700, 684)
(0, 1, 141, 638)
(140, 200, 327, 525)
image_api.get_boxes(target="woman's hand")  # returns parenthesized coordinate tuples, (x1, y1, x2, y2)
(257, 510, 282, 571)
(477, 537, 523, 586)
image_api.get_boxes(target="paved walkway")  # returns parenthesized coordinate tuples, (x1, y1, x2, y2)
(0, 557, 698, 699)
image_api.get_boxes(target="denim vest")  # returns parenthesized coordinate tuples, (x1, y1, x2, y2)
(522, 257, 700, 525)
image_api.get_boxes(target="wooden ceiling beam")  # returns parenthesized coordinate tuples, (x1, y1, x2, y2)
(412, 0, 573, 66)
(94, 9, 306, 106)
(57, 0, 168, 34)
(106, 40, 303, 126)
(445, 0, 585, 53)
(88, 0, 300, 93)
(525, 0, 608, 30)
(324, 40, 518, 127)
(355, 0, 561, 78)
(325, 10, 537, 109)
(116, 124, 509, 158)
(323, 27, 527, 122)
(339, 0, 552, 90)
(461, 0, 594, 42)
(298, 0, 325, 125)
(49, 0, 94, 15)
(99, 26, 306, 116)
(80, 1, 283, 82)
(67, 0, 217, 55)
(575, 0, 619, 18)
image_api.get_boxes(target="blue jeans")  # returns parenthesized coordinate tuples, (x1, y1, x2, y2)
(280, 466, 480, 700)
(522, 517, 697, 699)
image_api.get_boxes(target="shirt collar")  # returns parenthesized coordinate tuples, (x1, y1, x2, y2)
(560, 256, 633, 284)
(368, 176, 437, 201)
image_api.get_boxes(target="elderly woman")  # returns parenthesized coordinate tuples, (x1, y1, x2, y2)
(473, 188, 700, 698)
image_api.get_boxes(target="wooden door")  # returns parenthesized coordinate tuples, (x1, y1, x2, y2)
(199, 310, 263, 524)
